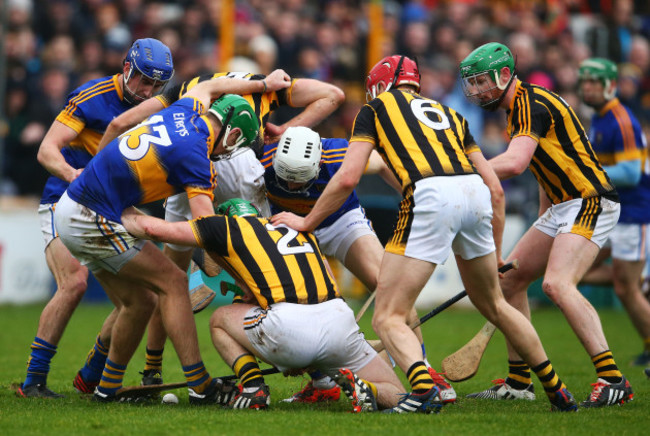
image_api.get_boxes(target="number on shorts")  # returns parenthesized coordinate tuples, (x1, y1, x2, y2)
(410, 98, 450, 131)
(119, 115, 172, 161)
(264, 223, 315, 255)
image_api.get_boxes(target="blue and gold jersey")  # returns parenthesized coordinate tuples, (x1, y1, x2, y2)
(191, 215, 340, 309)
(41, 74, 131, 204)
(66, 97, 217, 222)
(350, 90, 478, 192)
(589, 98, 650, 223)
(260, 138, 360, 229)
(507, 80, 616, 204)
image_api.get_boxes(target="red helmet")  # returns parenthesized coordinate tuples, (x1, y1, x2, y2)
(365, 55, 421, 101)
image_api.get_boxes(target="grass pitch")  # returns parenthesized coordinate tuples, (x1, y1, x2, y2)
(0, 302, 647, 436)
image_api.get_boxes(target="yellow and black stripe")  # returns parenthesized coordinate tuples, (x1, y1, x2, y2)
(386, 184, 415, 255)
(350, 90, 478, 192)
(158, 72, 295, 136)
(570, 196, 603, 240)
(508, 81, 616, 204)
(191, 215, 339, 308)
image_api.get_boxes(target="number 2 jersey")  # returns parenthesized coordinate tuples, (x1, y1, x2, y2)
(260, 138, 361, 229)
(190, 215, 340, 309)
(41, 75, 133, 204)
(588, 98, 650, 223)
(66, 97, 217, 223)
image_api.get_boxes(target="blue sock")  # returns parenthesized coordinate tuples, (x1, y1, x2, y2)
(183, 361, 212, 393)
(24, 337, 57, 387)
(97, 359, 127, 396)
(79, 334, 109, 383)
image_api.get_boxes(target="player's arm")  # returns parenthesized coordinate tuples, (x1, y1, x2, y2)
(468, 149, 505, 264)
(264, 78, 345, 141)
(122, 207, 198, 247)
(189, 193, 216, 219)
(187, 69, 291, 111)
(36, 121, 84, 182)
(489, 135, 537, 180)
(98, 97, 166, 151)
(271, 140, 373, 231)
(365, 149, 401, 192)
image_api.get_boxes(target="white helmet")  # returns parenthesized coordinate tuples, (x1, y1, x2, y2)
(273, 126, 322, 190)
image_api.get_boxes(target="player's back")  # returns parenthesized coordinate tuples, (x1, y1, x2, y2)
(66, 97, 216, 222)
(261, 138, 361, 228)
(351, 89, 478, 191)
(41, 74, 131, 204)
(191, 215, 340, 308)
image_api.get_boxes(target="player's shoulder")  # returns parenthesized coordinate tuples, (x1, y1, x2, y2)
(321, 137, 349, 152)
(69, 75, 118, 100)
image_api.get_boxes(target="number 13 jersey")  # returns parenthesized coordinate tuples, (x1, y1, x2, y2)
(66, 97, 217, 222)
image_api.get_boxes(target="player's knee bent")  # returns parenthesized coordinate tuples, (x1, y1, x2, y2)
(157, 267, 188, 296)
(541, 277, 572, 302)
(57, 273, 89, 303)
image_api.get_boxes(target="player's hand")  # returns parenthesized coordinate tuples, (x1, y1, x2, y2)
(264, 69, 291, 92)
(497, 256, 507, 279)
(270, 211, 310, 232)
(68, 167, 84, 183)
(263, 122, 284, 144)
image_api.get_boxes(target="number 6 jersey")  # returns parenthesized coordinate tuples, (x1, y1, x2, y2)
(350, 89, 479, 192)
(66, 97, 217, 223)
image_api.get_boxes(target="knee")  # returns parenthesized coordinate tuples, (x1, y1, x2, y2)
(58, 271, 89, 301)
(541, 277, 567, 302)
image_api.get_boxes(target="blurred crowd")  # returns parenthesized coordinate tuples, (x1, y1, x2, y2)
(2, 0, 650, 220)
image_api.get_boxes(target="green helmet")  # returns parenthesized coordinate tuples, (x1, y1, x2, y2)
(578, 58, 618, 100)
(216, 198, 261, 218)
(209, 94, 260, 153)
(459, 42, 516, 111)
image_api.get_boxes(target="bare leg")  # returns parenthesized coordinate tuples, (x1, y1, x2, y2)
(372, 252, 435, 373)
(356, 355, 405, 409)
(457, 253, 548, 367)
(542, 233, 609, 356)
(611, 258, 650, 341)
(36, 239, 89, 344)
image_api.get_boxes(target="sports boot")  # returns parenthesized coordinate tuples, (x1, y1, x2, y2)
(580, 376, 634, 408)
(230, 384, 270, 410)
(384, 386, 443, 414)
(428, 368, 456, 403)
(332, 368, 377, 413)
(16, 383, 64, 399)
(188, 378, 238, 406)
(466, 378, 535, 400)
(281, 380, 341, 403)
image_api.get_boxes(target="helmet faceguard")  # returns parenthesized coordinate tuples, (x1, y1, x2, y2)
(123, 38, 174, 105)
(216, 198, 262, 218)
(460, 42, 516, 111)
(365, 55, 421, 102)
(578, 58, 618, 102)
(209, 94, 260, 160)
(272, 126, 322, 194)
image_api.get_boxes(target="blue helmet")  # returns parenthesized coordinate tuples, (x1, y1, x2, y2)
(123, 38, 174, 104)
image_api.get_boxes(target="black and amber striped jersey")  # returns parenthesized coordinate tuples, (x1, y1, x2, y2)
(350, 89, 479, 192)
(507, 80, 617, 204)
(156, 72, 298, 137)
(190, 215, 340, 309)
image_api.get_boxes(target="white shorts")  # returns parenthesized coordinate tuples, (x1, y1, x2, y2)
(313, 207, 376, 263)
(533, 197, 620, 248)
(244, 299, 376, 375)
(606, 223, 648, 261)
(53, 192, 145, 274)
(387, 175, 495, 264)
(38, 203, 57, 249)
